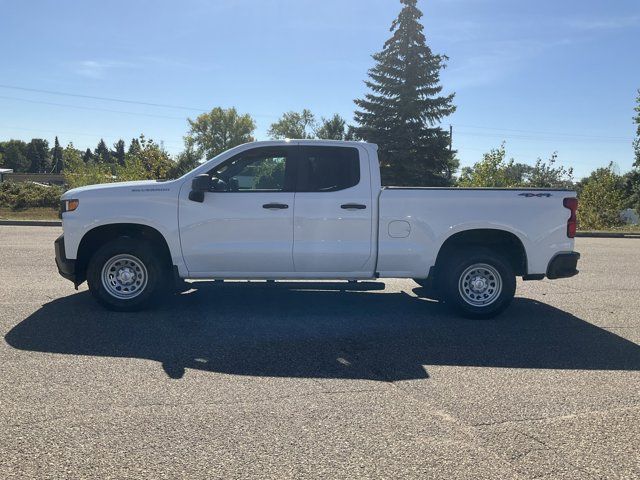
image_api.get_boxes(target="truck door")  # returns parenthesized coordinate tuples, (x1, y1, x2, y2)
(292, 145, 374, 275)
(179, 146, 296, 275)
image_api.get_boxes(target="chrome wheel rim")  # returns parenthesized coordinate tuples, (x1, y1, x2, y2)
(101, 254, 148, 300)
(458, 263, 502, 307)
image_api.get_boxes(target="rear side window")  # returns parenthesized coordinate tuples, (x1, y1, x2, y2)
(296, 146, 360, 192)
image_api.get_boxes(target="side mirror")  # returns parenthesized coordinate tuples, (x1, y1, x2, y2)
(211, 177, 228, 192)
(189, 174, 212, 203)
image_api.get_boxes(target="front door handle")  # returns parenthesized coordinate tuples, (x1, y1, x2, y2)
(341, 203, 367, 210)
(263, 203, 289, 209)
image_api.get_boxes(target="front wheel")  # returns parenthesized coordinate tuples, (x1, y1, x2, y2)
(86, 237, 168, 311)
(442, 248, 516, 319)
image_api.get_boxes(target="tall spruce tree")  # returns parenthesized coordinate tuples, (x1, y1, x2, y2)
(94, 139, 112, 164)
(82, 148, 93, 164)
(113, 139, 126, 166)
(353, 0, 457, 186)
(128, 137, 142, 156)
(51, 136, 63, 173)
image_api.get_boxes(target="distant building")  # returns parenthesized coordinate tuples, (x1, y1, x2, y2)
(0, 168, 14, 182)
(0, 172, 65, 185)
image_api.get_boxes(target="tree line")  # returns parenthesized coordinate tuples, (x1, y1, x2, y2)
(1, 0, 639, 229)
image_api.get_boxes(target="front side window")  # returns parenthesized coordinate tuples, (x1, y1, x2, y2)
(297, 146, 360, 192)
(210, 147, 290, 192)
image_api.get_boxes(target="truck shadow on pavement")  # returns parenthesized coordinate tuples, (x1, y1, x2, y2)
(5, 281, 640, 380)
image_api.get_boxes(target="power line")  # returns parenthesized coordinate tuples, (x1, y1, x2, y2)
(0, 84, 278, 119)
(453, 123, 632, 141)
(0, 84, 208, 112)
(0, 83, 632, 143)
(454, 130, 630, 143)
(0, 95, 187, 120)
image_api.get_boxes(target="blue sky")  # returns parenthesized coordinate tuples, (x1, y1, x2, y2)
(1, 0, 638, 178)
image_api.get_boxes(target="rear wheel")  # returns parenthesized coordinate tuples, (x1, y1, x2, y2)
(441, 247, 516, 319)
(87, 237, 169, 311)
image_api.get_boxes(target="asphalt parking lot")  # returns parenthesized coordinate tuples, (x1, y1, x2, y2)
(1, 226, 639, 479)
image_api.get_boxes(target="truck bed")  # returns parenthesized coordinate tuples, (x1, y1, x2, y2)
(376, 187, 575, 278)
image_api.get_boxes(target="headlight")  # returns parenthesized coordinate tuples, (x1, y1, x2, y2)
(61, 199, 79, 213)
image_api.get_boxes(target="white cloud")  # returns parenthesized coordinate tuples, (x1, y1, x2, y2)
(71, 56, 214, 79)
(567, 15, 640, 31)
(73, 60, 136, 79)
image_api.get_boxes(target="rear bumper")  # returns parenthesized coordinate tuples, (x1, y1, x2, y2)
(54, 235, 76, 283)
(546, 252, 580, 279)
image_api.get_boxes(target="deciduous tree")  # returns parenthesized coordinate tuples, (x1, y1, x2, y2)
(316, 114, 352, 140)
(168, 145, 200, 179)
(0, 140, 30, 172)
(525, 153, 574, 189)
(625, 89, 640, 214)
(634, 89, 640, 167)
(124, 135, 174, 179)
(186, 107, 255, 160)
(268, 109, 316, 139)
(579, 164, 626, 229)
(26, 138, 51, 173)
(458, 144, 520, 188)
(459, 144, 573, 189)
(64, 143, 112, 189)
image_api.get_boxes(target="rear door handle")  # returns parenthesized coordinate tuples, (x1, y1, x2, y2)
(341, 203, 367, 210)
(263, 203, 289, 209)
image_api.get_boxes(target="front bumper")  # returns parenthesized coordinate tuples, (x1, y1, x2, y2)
(546, 252, 580, 279)
(54, 235, 76, 283)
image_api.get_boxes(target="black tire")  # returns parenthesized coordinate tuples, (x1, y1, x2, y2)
(86, 237, 169, 311)
(441, 247, 516, 319)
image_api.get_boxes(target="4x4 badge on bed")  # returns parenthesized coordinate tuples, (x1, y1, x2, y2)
(518, 192, 552, 197)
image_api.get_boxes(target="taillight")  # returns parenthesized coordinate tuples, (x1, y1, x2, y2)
(563, 197, 578, 238)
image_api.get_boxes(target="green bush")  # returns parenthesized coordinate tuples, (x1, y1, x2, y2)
(578, 166, 626, 230)
(0, 181, 63, 210)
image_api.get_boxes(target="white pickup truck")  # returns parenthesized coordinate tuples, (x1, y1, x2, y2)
(55, 140, 580, 318)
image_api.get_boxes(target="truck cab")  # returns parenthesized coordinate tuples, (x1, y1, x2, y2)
(179, 142, 378, 279)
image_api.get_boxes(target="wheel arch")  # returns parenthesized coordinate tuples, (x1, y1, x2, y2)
(75, 223, 173, 285)
(434, 228, 528, 279)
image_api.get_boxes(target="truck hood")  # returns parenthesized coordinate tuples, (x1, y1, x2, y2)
(61, 180, 170, 199)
